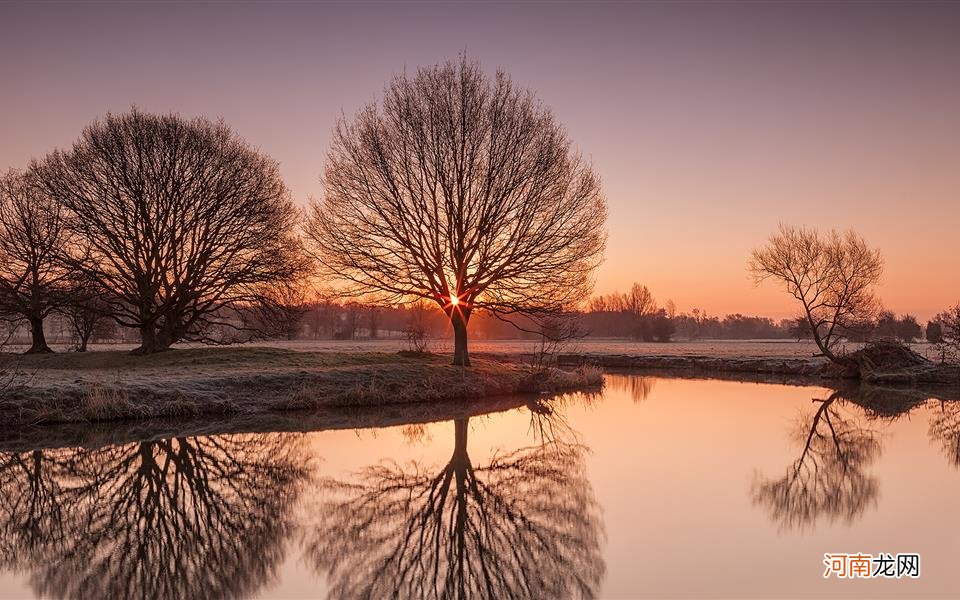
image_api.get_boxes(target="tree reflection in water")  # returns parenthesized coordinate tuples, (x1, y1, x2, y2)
(929, 400, 960, 468)
(751, 391, 882, 532)
(0, 449, 76, 565)
(306, 411, 605, 600)
(604, 373, 656, 403)
(0, 433, 310, 600)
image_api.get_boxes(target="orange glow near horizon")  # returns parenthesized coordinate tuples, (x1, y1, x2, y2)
(1, 2, 958, 321)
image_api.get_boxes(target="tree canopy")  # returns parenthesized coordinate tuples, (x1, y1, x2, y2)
(306, 57, 606, 365)
(35, 109, 306, 353)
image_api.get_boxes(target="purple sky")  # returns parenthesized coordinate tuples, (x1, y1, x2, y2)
(2, 1, 959, 319)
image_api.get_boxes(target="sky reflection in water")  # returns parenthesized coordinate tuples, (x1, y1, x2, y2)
(0, 374, 957, 599)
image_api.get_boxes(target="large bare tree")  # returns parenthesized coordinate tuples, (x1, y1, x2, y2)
(749, 225, 882, 364)
(306, 57, 607, 366)
(0, 169, 72, 353)
(35, 109, 306, 353)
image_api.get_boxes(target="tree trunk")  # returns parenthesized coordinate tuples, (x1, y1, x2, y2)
(76, 331, 90, 353)
(25, 316, 52, 354)
(133, 323, 170, 354)
(451, 309, 470, 367)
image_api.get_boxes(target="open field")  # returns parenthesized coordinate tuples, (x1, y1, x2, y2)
(0, 347, 602, 426)
(4, 337, 942, 359)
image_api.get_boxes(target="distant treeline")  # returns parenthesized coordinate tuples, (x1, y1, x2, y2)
(582, 283, 940, 343)
(282, 293, 937, 343)
(3, 278, 945, 347)
(581, 283, 797, 342)
(240, 298, 800, 343)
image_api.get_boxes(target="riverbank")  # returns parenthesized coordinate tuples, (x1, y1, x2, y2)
(553, 349, 960, 386)
(0, 348, 602, 426)
(554, 352, 827, 376)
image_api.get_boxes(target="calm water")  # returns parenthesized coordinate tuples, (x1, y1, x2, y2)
(0, 374, 957, 599)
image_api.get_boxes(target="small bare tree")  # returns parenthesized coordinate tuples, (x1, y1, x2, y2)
(60, 281, 115, 352)
(0, 169, 72, 353)
(932, 303, 960, 363)
(240, 281, 311, 341)
(306, 57, 606, 366)
(625, 283, 657, 318)
(749, 225, 882, 364)
(35, 109, 306, 353)
(403, 300, 432, 353)
(531, 313, 585, 370)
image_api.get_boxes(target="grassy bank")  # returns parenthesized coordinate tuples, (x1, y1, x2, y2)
(0, 347, 603, 426)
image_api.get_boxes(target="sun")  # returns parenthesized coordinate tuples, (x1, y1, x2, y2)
(449, 294, 459, 306)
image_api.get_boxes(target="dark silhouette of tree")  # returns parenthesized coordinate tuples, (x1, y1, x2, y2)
(367, 307, 380, 339)
(867, 311, 922, 343)
(932, 303, 960, 363)
(59, 276, 115, 352)
(529, 313, 585, 369)
(786, 315, 813, 340)
(305, 416, 605, 599)
(34, 109, 306, 353)
(624, 283, 656, 320)
(334, 302, 364, 340)
(648, 309, 675, 342)
(403, 299, 434, 352)
(873, 310, 898, 339)
(0, 433, 310, 600)
(305, 56, 607, 366)
(240, 280, 311, 341)
(749, 225, 882, 364)
(583, 284, 677, 342)
(894, 314, 922, 343)
(751, 391, 882, 531)
(926, 320, 943, 343)
(0, 169, 72, 353)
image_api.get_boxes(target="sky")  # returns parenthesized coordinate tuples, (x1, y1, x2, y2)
(2, 1, 958, 321)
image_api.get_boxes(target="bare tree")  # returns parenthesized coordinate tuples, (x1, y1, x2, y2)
(749, 225, 882, 364)
(0, 169, 72, 353)
(306, 57, 607, 366)
(625, 282, 656, 318)
(0, 327, 15, 398)
(585, 282, 664, 341)
(367, 306, 380, 339)
(34, 109, 306, 353)
(932, 303, 960, 363)
(336, 302, 363, 340)
(59, 275, 115, 352)
(531, 313, 585, 369)
(403, 299, 433, 353)
(240, 280, 311, 341)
